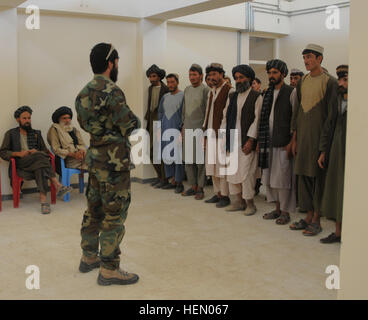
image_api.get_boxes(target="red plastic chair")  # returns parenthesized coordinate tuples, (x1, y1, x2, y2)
(11, 152, 56, 208)
(0, 170, 2, 212)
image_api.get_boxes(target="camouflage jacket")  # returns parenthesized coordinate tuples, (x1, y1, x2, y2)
(75, 75, 141, 171)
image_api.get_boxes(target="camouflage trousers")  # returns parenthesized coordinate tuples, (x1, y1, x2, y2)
(81, 168, 131, 270)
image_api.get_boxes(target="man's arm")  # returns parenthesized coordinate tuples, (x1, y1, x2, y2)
(319, 78, 338, 153)
(318, 78, 339, 168)
(75, 129, 87, 152)
(110, 89, 141, 137)
(244, 95, 263, 155)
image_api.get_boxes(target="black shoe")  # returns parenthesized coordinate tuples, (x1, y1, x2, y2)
(150, 178, 160, 187)
(216, 196, 230, 208)
(154, 181, 166, 189)
(320, 233, 341, 244)
(162, 183, 176, 190)
(205, 195, 220, 203)
(175, 183, 184, 194)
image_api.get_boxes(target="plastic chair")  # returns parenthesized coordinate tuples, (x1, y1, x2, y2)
(11, 152, 56, 208)
(58, 156, 86, 202)
(0, 170, 2, 212)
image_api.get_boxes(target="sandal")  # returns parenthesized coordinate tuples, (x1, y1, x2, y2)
(57, 185, 73, 199)
(303, 222, 322, 236)
(41, 203, 51, 215)
(195, 190, 204, 200)
(289, 219, 308, 230)
(263, 210, 281, 220)
(276, 213, 290, 225)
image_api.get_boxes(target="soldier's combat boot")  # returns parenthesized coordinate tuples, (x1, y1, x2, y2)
(79, 255, 101, 273)
(97, 267, 139, 286)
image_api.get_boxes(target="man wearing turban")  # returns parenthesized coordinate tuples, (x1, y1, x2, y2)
(289, 44, 338, 236)
(0, 106, 72, 214)
(145, 64, 170, 189)
(320, 65, 349, 244)
(259, 59, 297, 225)
(221, 64, 263, 215)
(47, 106, 88, 174)
(203, 63, 234, 208)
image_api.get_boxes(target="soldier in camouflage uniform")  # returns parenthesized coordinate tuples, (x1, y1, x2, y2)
(76, 43, 141, 286)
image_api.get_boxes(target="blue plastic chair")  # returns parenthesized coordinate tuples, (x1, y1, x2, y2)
(58, 156, 86, 202)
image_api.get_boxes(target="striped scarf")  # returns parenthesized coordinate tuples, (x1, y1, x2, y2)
(258, 86, 274, 169)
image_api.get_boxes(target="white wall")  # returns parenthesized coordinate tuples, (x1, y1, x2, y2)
(166, 23, 238, 90)
(279, 6, 350, 78)
(170, 3, 246, 30)
(12, 13, 138, 192)
(0, 7, 18, 196)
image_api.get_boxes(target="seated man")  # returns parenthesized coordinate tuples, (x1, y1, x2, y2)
(47, 106, 87, 173)
(0, 106, 72, 214)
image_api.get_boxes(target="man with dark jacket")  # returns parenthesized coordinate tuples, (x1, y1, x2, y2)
(145, 64, 170, 188)
(259, 59, 297, 225)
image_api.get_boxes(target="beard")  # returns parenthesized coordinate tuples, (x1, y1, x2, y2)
(236, 81, 251, 93)
(20, 123, 32, 131)
(60, 122, 73, 132)
(269, 77, 282, 87)
(110, 64, 118, 83)
(338, 85, 348, 95)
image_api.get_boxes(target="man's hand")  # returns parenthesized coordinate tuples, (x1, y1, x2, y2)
(291, 132, 297, 157)
(318, 152, 326, 169)
(13, 150, 30, 158)
(242, 139, 254, 155)
(284, 143, 293, 159)
(28, 149, 38, 155)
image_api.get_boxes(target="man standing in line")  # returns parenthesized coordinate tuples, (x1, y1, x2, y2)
(320, 65, 349, 244)
(145, 64, 170, 189)
(158, 73, 185, 194)
(252, 78, 262, 93)
(289, 68, 304, 88)
(289, 44, 338, 236)
(203, 63, 234, 208)
(222, 65, 262, 215)
(181, 64, 209, 200)
(76, 43, 141, 285)
(259, 60, 297, 225)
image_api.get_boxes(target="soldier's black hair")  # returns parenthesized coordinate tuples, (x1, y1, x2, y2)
(254, 78, 261, 84)
(90, 43, 119, 74)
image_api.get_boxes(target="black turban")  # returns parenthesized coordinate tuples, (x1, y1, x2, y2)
(14, 106, 33, 119)
(266, 59, 289, 77)
(52, 106, 73, 123)
(232, 65, 255, 82)
(146, 64, 166, 80)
